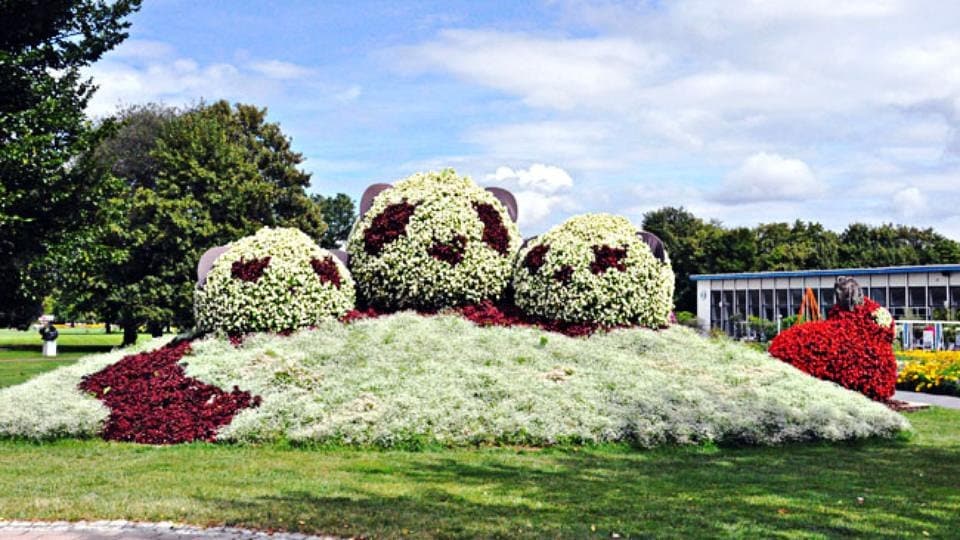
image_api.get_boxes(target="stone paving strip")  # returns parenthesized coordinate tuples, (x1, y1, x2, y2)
(0, 521, 344, 540)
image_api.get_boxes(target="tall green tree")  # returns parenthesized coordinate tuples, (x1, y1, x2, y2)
(312, 193, 356, 248)
(58, 101, 327, 344)
(839, 223, 960, 268)
(0, 0, 141, 327)
(754, 220, 839, 271)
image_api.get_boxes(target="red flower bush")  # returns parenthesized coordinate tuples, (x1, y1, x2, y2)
(363, 201, 417, 255)
(472, 202, 510, 255)
(230, 256, 271, 282)
(590, 245, 628, 274)
(79, 341, 261, 444)
(768, 298, 897, 400)
(310, 256, 342, 288)
(428, 235, 467, 265)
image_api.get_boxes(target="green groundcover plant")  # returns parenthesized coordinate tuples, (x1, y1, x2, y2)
(513, 214, 675, 326)
(0, 315, 908, 446)
(347, 169, 521, 310)
(195, 227, 355, 334)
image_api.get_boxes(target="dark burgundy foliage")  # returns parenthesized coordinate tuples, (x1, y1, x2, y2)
(78, 341, 261, 444)
(553, 265, 574, 284)
(310, 256, 342, 288)
(472, 202, 510, 255)
(231, 256, 271, 282)
(523, 244, 550, 274)
(363, 201, 417, 255)
(428, 235, 468, 265)
(457, 300, 630, 337)
(590, 245, 628, 274)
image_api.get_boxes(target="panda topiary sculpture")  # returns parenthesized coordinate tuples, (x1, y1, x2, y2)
(347, 169, 521, 310)
(195, 227, 355, 334)
(512, 213, 675, 327)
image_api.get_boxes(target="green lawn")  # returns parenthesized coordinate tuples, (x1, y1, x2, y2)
(0, 409, 955, 538)
(0, 328, 154, 388)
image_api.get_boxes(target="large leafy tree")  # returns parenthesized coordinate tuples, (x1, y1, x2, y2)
(58, 101, 327, 344)
(312, 192, 356, 248)
(0, 0, 141, 327)
(839, 223, 960, 268)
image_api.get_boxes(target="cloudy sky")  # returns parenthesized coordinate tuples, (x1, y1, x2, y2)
(84, 0, 960, 237)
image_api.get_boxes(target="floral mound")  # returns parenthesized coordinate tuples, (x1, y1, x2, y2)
(512, 214, 675, 326)
(0, 317, 908, 446)
(769, 298, 897, 400)
(346, 169, 521, 310)
(78, 340, 261, 444)
(195, 227, 355, 334)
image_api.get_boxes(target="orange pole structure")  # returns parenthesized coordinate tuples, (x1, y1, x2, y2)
(797, 287, 822, 323)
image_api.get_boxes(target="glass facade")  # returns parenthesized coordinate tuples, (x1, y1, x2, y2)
(702, 269, 960, 337)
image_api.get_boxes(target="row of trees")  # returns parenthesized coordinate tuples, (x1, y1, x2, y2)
(1, 1, 355, 344)
(642, 207, 960, 312)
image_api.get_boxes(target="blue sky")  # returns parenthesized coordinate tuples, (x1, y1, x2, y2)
(85, 0, 960, 237)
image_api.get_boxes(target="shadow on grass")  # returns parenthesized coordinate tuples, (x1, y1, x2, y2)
(190, 441, 960, 539)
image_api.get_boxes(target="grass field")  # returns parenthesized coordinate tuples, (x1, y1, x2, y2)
(0, 328, 154, 388)
(0, 409, 953, 538)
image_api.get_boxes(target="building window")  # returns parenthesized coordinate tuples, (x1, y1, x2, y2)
(869, 287, 887, 307)
(776, 289, 789, 319)
(735, 290, 746, 319)
(908, 286, 927, 319)
(761, 289, 774, 320)
(789, 289, 804, 316)
(748, 290, 760, 318)
(930, 286, 948, 319)
(711, 291, 721, 327)
(820, 288, 836, 311)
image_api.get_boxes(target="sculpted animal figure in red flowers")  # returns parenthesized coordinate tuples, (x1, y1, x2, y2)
(768, 277, 897, 400)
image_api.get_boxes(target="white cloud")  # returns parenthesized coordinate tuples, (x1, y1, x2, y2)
(482, 164, 576, 229)
(713, 153, 825, 203)
(249, 60, 313, 80)
(893, 187, 926, 218)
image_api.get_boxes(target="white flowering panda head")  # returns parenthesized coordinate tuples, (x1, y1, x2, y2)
(195, 227, 355, 334)
(346, 169, 522, 310)
(512, 214, 675, 327)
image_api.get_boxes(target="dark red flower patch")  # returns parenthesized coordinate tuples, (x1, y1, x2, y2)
(554, 265, 574, 284)
(472, 202, 510, 255)
(523, 244, 550, 274)
(456, 300, 633, 337)
(231, 256, 271, 282)
(769, 298, 897, 401)
(310, 256, 342, 288)
(428, 235, 468, 265)
(78, 341, 261, 444)
(364, 201, 417, 255)
(590, 245, 628, 274)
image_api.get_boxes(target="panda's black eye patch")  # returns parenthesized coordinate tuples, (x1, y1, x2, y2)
(590, 245, 628, 274)
(364, 201, 417, 255)
(523, 244, 550, 274)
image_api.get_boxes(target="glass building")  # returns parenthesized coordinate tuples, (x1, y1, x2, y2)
(692, 264, 960, 337)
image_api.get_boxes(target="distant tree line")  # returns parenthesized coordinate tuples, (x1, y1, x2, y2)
(642, 207, 960, 313)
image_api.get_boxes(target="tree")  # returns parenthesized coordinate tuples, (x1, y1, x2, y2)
(839, 223, 960, 268)
(312, 193, 356, 248)
(754, 220, 839, 271)
(0, 0, 141, 327)
(58, 101, 327, 345)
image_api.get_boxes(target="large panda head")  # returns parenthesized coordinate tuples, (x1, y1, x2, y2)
(512, 214, 674, 327)
(346, 169, 521, 310)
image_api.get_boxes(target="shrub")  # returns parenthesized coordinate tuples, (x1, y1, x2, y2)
(195, 227, 355, 334)
(346, 169, 521, 310)
(78, 340, 261, 444)
(769, 298, 897, 400)
(512, 214, 675, 326)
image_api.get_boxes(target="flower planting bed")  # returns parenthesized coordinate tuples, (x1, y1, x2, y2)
(0, 313, 908, 446)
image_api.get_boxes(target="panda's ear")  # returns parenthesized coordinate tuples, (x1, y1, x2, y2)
(330, 249, 349, 266)
(359, 183, 393, 219)
(197, 245, 230, 286)
(485, 187, 517, 222)
(636, 231, 667, 262)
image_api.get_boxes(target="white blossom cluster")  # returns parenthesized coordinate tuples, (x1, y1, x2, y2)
(346, 169, 521, 309)
(178, 314, 908, 447)
(872, 306, 894, 329)
(195, 227, 355, 334)
(512, 214, 675, 326)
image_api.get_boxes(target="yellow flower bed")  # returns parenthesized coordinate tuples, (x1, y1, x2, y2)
(897, 350, 960, 393)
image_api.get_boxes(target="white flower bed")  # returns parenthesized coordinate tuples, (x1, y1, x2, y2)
(346, 169, 521, 309)
(0, 316, 908, 445)
(512, 214, 675, 326)
(195, 227, 355, 334)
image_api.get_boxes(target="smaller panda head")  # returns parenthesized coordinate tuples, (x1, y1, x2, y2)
(346, 169, 521, 310)
(195, 227, 355, 334)
(512, 214, 675, 327)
